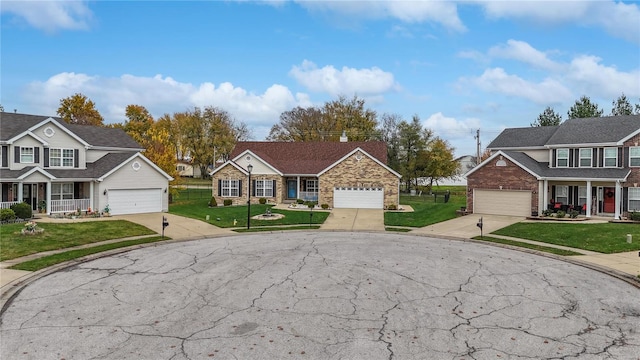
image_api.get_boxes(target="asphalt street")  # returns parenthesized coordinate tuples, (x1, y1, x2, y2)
(1, 232, 639, 359)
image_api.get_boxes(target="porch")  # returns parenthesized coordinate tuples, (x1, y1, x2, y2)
(543, 180, 629, 219)
(285, 177, 319, 202)
(1, 181, 93, 215)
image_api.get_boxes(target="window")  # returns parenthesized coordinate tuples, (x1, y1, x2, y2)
(255, 179, 273, 197)
(51, 183, 74, 200)
(49, 148, 74, 167)
(177, 165, 186, 171)
(305, 180, 318, 192)
(221, 179, 239, 197)
(630, 147, 640, 167)
(555, 185, 568, 204)
(604, 147, 618, 167)
(556, 149, 569, 167)
(579, 148, 592, 167)
(20, 147, 34, 163)
(578, 186, 587, 206)
(629, 188, 640, 212)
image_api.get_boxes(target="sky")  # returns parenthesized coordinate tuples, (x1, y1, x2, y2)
(2, 0, 639, 157)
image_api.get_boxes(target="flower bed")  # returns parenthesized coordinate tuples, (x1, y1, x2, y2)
(21, 221, 44, 235)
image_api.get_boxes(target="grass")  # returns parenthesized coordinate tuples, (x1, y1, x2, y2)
(170, 196, 329, 228)
(472, 236, 583, 256)
(0, 220, 156, 261)
(493, 222, 640, 254)
(385, 227, 412, 232)
(10, 236, 168, 271)
(385, 188, 466, 227)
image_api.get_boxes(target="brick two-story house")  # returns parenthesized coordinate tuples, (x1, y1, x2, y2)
(466, 115, 640, 219)
(0, 112, 173, 216)
(210, 140, 401, 209)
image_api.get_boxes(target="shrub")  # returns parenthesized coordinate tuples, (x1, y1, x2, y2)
(630, 212, 640, 221)
(208, 197, 217, 207)
(569, 209, 579, 219)
(296, 199, 304, 204)
(542, 209, 553, 217)
(556, 210, 566, 218)
(321, 203, 329, 210)
(387, 204, 397, 210)
(259, 198, 267, 205)
(11, 202, 32, 219)
(1, 208, 16, 222)
(305, 201, 316, 209)
(223, 199, 233, 206)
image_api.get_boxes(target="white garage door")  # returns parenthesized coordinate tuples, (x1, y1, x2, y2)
(334, 187, 384, 209)
(474, 189, 531, 217)
(108, 189, 162, 215)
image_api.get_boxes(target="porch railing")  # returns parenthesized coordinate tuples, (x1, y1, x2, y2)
(0, 201, 20, 209)
(299, 191, 318, 202)
(50, 199, 91, 213)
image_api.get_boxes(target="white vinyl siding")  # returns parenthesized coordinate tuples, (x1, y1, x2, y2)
(630, 147, 640, 167)
(221, 179, 240, 197)
(604, 147, 618, 167)
(556, 149, 569, 167)
(255, 179, 273, 197)
(579, 148, 592, 167)
(20, 147, 34, 163)
(629, 188, 640, 212)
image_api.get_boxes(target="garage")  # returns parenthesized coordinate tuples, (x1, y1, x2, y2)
(108, 188, 162, 215)
(474, 189, 532, 216)
(334, 187, 384, 209)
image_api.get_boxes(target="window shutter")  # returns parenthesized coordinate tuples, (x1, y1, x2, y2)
(74, 149, 79, 168)
(15, 147, 20, 163)
(623, 147, 630, 167)
(272, 180, 277, 197)
(1, 146, 7, 167)
(618, 147, 624, 167)
(217, 180, 222, 196)
(252, 180, 256, 197)
(44, 148, 50, 167)
(34, 148, 40, 163)
(551, 149, 556, 167)
(238, 180, 242, 197)
(74, 183, 81, 198)
(551, 186, 556, 201)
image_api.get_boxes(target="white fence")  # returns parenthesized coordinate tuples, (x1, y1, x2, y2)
(299, 191, 318, 202)
(0, 201, 20, 209)
(50, 199, 91, 213)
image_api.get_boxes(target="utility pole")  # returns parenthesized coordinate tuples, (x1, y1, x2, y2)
(474, 129, 481, 166)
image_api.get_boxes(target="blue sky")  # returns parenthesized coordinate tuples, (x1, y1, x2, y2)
(2, 1, 639, 157)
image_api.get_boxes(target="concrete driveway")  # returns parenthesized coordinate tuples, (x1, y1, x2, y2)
(410, 213, 524, 239)
(112, 212, 234, 239)
(2, 232, 638, 359)
(320, 208, 385, 231)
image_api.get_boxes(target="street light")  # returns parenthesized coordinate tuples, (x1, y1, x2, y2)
(247, 164, 253, 229)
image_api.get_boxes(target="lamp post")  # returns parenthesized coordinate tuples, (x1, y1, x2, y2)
(247, 164, 253, 229)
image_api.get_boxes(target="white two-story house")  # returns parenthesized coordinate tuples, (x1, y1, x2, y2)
(466, 115, 640, 219)
(0, 112, 173, 216)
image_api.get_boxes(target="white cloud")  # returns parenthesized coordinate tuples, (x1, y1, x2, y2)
(478, 0, 640, 44)
(24, 72, 310, 139)
(423, 112, 481, 139)
(289, 60, 398, 96)
(566, 55, 640, 99)
(1, 0, 93, 32)
(488, 40, 562, 72)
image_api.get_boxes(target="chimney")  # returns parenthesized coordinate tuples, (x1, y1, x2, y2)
(340, 130, 348, 142)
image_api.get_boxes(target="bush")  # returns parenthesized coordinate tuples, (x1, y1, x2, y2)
(542, 209, 553, 217)
(556, 210, 566, 218)
(305, 201, 317, 209)
(569, 209, 579, 219)
(1, 208, 16, 222)
(223, 199, 233, 206)
(630, 212, 640, 221)
(208, 197, 217, 207)
(259, 198, 267, 204)
(387, 204, 397, 210)
(321, 203, 329, 210)
(11, 202, 32, 219)
(296, 199, 304, 204)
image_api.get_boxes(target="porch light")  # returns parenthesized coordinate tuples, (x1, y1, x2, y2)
(103, 189, 107, 195)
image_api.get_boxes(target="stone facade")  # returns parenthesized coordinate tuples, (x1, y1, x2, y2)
(319, 151, 399, 208)
(466, 156, 539, 214)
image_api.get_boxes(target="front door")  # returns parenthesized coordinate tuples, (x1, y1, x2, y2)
(22, 184, 37, 211)
(603, 187, 615, 213)
(287, 180, 297, 199)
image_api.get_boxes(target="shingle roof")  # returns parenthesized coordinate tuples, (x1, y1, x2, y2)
(0, 112, 141, 149)
(231, 141, 388, 174)
(503, 151, 630, 180)
(488, 115, 640, 149)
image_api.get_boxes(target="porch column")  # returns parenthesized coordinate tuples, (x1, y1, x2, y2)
(585, 180, 591, 218)
(90, 181, 95, 212)
(542, 179, 548, 211)
(296, 176, 300, 199)
(614, 180, 622, 220)
(17, 182, 23, 202)
(46, 182, 52, 215)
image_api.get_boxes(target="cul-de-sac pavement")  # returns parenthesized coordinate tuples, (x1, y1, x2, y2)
(1, 231, 639, 359)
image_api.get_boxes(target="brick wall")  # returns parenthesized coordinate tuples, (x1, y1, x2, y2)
(466, 156, 539, 213)
(624, 134, 640, 185)
(319, 151, 399, 208)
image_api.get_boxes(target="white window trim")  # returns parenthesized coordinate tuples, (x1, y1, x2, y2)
(556, 149, 569, 168)
(578, 186, 587, 206)
(579, 148, 592, 168)
(629, 146, 640, 168)
(221, 179, 239, 197)
(604, 147, 618, 168)
(52, 183, 74, 200)
(20, 147, 34, 163)
(556, 185, 569, 204)
(306, 179, 318, 192)
(49, 148, 75, 168)
(256, 179, 274, 197)
(629, 187, 640, 212)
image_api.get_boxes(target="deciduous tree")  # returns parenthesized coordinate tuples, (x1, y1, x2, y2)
(567, 95, 603, 119)
(397, 115, 432, 191)
(57, 93, 104, 126)
(416, 137, 458, 187)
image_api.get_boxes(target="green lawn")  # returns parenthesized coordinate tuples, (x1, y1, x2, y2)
(472, 236, 583, 256)
(0, 220, 156, 261)
(170, 197, 329, 228)
(385, 189, 466, 227)
(492, 222, 640, 254)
